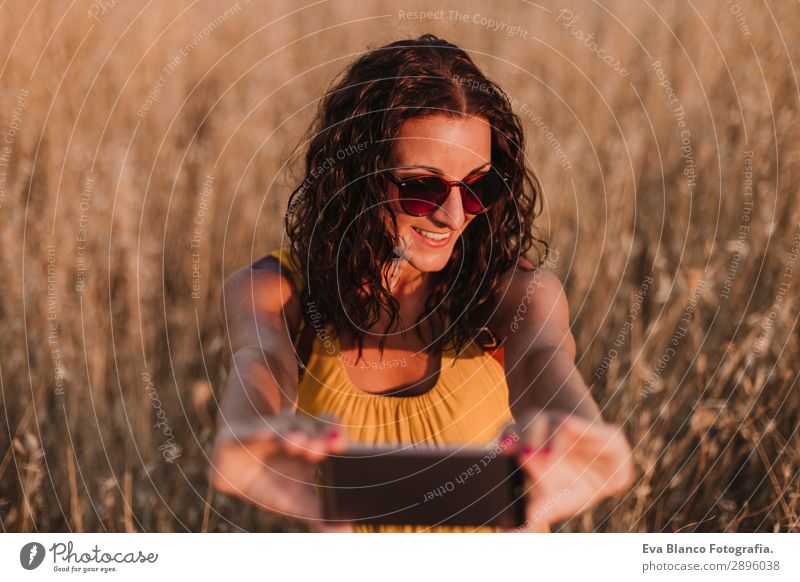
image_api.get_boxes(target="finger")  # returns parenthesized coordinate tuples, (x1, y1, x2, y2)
(523, 485, 562, 532)
(496, 421, 522, 454)
(500, 433, 521, 455)
(558, 421, 629, 463)
(518, 413, 553, 457)
(269, 414, 315, 446)
(217, 416, 281, 445)
(517, 427, 562, 475)
(522, 513, 548, 534)
(558, 414, 616, 441)
(322, 426, 348, 455)
(282, 429, 314, 457)
(513, 407, 542, 428)
(302, 435, 329, 463)
(293, 413, 326, 438)
(276, 412, 335, 447)
(264, 415, 295, 443)
(315, 412, 343, 437)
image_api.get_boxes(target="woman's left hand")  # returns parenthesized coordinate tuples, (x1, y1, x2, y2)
(500, 409, 635, 532)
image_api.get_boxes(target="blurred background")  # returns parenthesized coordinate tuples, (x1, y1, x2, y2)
(0, 0, 798, 532)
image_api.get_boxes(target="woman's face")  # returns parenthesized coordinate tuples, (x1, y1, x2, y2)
(386, 113, 492, 274)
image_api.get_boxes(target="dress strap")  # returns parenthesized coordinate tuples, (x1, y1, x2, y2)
(474, 326, 505, 368)
(268, 246, 304, 296)
(268, 247, 314, 372)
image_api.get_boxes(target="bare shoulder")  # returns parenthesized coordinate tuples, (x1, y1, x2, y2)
(490, 260, 575, 355)
(224, 256, 300, 317)
(497, 264, 568, 323)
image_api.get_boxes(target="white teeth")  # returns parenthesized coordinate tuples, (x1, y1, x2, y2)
(414, 227, 450, 241)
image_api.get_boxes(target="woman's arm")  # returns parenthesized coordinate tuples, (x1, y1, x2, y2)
(490, 264, 635, 531)
(210, 259, 350, 531)
(210, 260, 303, 496)
(490, 265, 600, 422)
(218, 259, 302, 425)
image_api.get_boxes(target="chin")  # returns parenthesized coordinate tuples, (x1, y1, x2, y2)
(406, 243, 456, 272)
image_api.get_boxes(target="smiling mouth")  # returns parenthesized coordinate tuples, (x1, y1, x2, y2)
(412, 226, 453, 245)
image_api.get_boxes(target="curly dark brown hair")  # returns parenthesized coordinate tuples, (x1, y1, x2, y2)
(283, 34, 548, 360)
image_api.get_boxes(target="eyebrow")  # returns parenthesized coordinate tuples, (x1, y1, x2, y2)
(395, 161, 491, 177)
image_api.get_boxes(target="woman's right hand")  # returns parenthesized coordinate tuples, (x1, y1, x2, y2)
(210, 411, 351, 532)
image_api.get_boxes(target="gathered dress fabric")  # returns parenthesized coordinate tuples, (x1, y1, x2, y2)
(269, 247, 549, 533)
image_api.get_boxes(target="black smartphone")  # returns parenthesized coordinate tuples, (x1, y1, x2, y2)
(317, 444, 527, 528)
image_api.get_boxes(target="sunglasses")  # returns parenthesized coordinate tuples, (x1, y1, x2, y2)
(387, 168, 510, 217)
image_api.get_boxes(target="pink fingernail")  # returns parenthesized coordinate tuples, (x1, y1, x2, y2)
(520, 445, 534, 457)
(326, 430, 340, 440)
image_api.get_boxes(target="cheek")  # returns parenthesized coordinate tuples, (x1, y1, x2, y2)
(394, 213, 415, 235)
(382, 186, 416, 239)
(384, 184, 404, 216)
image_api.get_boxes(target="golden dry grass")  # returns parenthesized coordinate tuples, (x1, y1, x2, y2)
(0, 0, 797, 532)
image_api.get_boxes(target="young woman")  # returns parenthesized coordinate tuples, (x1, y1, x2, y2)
(210, 34, 634, 533)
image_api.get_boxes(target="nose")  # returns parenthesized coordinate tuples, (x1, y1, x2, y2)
(428, 183, 466, 230)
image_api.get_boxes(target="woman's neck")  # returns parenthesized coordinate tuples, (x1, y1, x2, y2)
(356, 256, 428, 335)
(388, 259, 426, 295)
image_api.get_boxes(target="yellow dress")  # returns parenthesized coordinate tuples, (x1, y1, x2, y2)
(269, 247, 548, 533)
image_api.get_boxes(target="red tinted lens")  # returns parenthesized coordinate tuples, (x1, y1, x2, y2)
(398, 176, 447, 216)
(463, 173, 506, 214)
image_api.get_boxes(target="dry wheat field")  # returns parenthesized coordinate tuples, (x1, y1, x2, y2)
(0, 0, 798, 533)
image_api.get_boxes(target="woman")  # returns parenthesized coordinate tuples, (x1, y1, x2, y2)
(209, 34, 634, 532)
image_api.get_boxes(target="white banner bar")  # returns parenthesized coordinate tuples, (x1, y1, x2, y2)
(1, 533, 798, 581)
